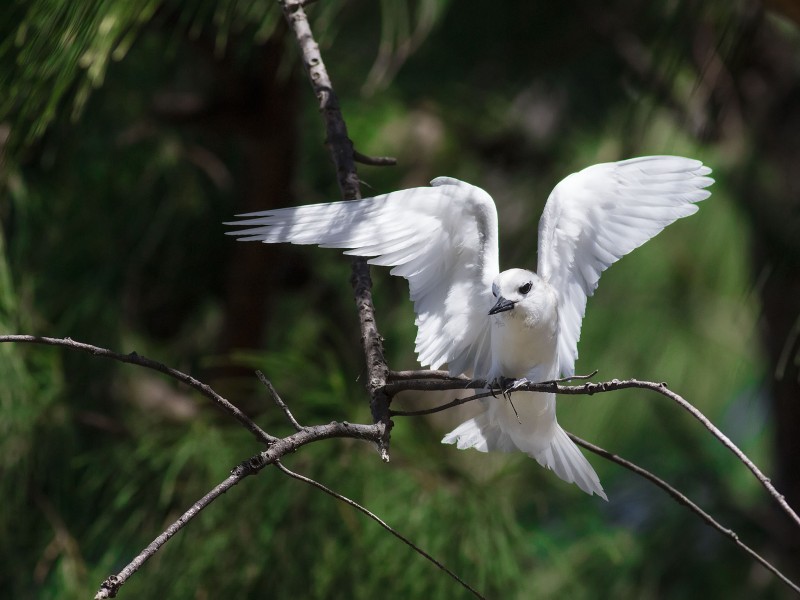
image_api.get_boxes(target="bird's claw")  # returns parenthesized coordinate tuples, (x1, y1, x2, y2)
(502, 377, 530, 398)
(489, 377, 530, 399)
(488, 377, 505, 398)
(488, 377, 531, 400)
(495, 378, 527, 424)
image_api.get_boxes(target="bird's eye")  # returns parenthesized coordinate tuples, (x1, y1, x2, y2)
(519, 282, 532, 295)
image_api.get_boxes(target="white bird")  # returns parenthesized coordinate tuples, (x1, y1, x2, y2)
(227, 156, 713, 500)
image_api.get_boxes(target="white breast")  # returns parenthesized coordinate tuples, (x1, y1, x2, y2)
(488, 282, 559, 381)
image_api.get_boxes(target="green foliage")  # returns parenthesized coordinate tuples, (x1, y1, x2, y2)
(1, 0, 159, 148)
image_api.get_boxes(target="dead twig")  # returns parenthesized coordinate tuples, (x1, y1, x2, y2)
(0, 335, 276, 445)
(570, 434, 800, 596)
(274, 460, 484, 598)
(353, 149, 398, 166)
(256, 370, 304, 432)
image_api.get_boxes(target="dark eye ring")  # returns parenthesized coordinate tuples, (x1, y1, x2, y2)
(519, 282, 532, 295)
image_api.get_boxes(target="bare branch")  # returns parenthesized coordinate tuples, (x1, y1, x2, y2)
(570, 434, 800, 596)
(389, 372, 800, 532)
(626, 381, 800, 532)
(256, 370, 303, 432)
(92, 418, 386, 598)
(0, 334, 276, 445)
(95, 460, 259, 599)
(547, 369, 599, 383)
(274, 461, 485, 599)
(353, 149, 398, 166)
(390, 369, 459, 381)
(280, 0, 393, 459)
(565, 378, 800, 531)
(391, 393, 485, 417)
(7, 332, 796, 593)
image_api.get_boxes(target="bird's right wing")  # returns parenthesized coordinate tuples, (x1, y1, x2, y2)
(227, 178, 500, 377)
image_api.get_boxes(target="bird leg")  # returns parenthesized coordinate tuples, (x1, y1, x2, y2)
(506, 395, 522, 424)
(487, 377, 506, 398)
(487, 377, 529, 410)
(491, 377, 526, 424)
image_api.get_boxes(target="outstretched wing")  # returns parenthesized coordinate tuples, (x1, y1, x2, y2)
(537, 156, 713, 377)
(227, 178, 500, 377)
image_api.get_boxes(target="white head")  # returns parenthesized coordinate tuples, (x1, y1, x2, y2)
(488, 268, 543, 317)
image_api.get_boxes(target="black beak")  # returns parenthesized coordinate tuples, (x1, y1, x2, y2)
(489, 296, 516, 315)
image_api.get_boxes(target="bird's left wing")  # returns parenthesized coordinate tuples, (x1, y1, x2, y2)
(537, 156, 713, 377)
(227, 178, 500, 377)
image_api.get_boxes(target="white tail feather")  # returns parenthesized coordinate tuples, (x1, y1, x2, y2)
(533, 424, 607, 500)
(441, 410, 517, 453)
(443, 403, 607, 500)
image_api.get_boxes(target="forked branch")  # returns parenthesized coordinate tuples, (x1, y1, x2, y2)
(3, 334, 797, 596)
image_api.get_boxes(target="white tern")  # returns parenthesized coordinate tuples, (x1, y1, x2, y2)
(227, 156, 713, 500)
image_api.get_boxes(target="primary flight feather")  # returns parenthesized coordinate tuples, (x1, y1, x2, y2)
(227, 155, 713, 500)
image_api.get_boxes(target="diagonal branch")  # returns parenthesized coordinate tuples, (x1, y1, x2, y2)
(92, 419, 385, 599)
(274, 461, 485, 599)
(95, 460, 259, 599)
(0, 334, 276, 445)
(256, 370, 304, 432)
(279, 0, 392, 459)
(570, 434, 800, 595)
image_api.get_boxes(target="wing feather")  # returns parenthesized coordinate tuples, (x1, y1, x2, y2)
(227, 178, 500, 375)
(537, 156, 713, 377)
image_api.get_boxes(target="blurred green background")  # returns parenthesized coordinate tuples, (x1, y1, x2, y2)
(1, 0, 799, 598)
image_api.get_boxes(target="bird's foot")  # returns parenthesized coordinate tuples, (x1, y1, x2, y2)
(502, 377, 530, 397)
(487, 377, 505, 398)
(488, 377, 530, 399)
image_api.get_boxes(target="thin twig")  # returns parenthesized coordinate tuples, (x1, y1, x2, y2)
(637, 381, 800, 532)
(0, 335, 276, 445)
(569, 434, 800, 596)
(390, 393, 483, 417)
(95, 460, 260, 599)
(353, 149, 398, 166)
(544, 369, 599, 383)
(386, 371, 599, 393)
(274, 461, 485, 599)
(386, 371, 485, 394)
(256, 370, 304, 432)
(390, 369, 459, 381)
